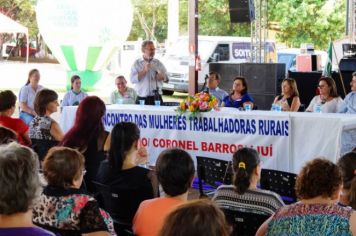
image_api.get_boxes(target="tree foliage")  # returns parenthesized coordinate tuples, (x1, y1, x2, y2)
(0, 0, 347, 50)
(0, 0, 38, 38)
(268, 0, 346, 49)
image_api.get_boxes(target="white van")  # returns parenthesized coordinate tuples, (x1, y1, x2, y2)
(161, 36, 276, 95)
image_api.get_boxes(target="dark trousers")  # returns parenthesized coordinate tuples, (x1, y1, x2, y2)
(136, 95, 163, 105)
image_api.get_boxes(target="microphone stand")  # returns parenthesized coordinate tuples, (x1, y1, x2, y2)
(201, 74, 209, 93)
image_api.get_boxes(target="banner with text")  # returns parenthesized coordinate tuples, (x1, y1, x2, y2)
(99, 106, 290, 170)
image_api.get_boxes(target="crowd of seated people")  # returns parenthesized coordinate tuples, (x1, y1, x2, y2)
(0, 130, 356, 235)
(1, 66, 356, 236)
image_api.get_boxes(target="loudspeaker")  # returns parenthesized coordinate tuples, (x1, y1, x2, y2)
(339, 58, 356, 71)
(249, 93, 275, 110)
(229, 0, 255, 23)
(209, 63, 241, 93)
(239, 63, 286, 94)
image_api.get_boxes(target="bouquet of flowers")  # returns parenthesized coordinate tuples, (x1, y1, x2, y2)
(176, 92, 219, 119)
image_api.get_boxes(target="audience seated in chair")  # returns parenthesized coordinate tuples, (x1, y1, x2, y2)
(29, 89, 63, 161)
(32, 147, 115, 236)
(96, 122, 158, 227)
(0, 142, 54, 236)
(213, 148, 284, 235)
(338, 152, 356, 210)
(159, 199, 231, 236)
(133, 148, 195, 236)
(0, 90, 31, 146)
(256, 158, 356, 236)
(60, 96, 109, 194)
(0, 126, 17, 144)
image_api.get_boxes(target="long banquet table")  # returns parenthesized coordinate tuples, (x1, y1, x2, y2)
(60, 105, 356, 173)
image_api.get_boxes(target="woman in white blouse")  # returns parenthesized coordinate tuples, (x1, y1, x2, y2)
(61, 75, 88, 107)
(306, 77, 343, 113)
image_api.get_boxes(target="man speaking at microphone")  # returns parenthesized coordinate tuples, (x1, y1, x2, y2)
(130, 40, 168, 105)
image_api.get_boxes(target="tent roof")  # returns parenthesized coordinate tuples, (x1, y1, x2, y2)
(0, 12, 28, 34)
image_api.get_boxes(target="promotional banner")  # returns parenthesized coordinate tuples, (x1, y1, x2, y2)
(61, 105, 290, 171)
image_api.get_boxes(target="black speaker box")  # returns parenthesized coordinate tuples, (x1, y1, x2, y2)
(209, 63, 241, 93)
(229, 0, 255, 23)
(239, 63, 286, 95)
(249, 93, 275, 110)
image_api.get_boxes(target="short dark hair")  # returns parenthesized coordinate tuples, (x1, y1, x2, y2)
(295, 158, 342, 199)
(209, 71, 221, 81)
(0, 90, 17, 112)
(159, 199, 231, 236)
(0, 142, 40, 214)
(338, 152, 356, 210)
(141, 40, 154, 49)
(155, 148, 195, 196)
(43, 147, 85, 189)
(232, 147, 260, 194)
(34, 89, 58, 116)
(0, 126, 17, 144)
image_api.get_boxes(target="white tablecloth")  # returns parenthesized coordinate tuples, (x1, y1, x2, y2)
(60, 105, 356, 173)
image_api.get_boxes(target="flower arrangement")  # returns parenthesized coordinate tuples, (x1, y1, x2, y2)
(176, 92, 219, 119)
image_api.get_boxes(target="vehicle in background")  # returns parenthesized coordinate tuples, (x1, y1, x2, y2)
(277, 48, 327, 75)
(1, 40, 37, 58)
(161, 36, 276, 95)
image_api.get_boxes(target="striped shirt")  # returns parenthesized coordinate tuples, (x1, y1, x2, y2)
(212, 185, 284, 215)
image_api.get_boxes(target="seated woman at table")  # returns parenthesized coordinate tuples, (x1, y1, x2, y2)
(60, 96, 109, 194)
(256, 158, 356, 236)
(213, 148, 284, 217)
(61, 75, 88, 107)
(338, 151, 356, 210)
(306, 77, 343, 113)
(33, 146, 115, 235)
(0, 90, 31, 145)
(272, 78, 301, 112)
(96, 122, 157, 224)
(221, 76, 254, 109)
(110, 75, 137, 104)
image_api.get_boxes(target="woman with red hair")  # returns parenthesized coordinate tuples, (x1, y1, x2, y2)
(60, 96, 109, 193)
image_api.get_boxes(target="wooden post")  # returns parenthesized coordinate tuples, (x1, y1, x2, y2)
(188, 0, 198, 95)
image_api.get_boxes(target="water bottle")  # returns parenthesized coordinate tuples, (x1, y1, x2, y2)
(314, 104, 322, 113)
(276, 104, 282, 112)
(271, 104, 276, 111)
(244, 104, 252, 111)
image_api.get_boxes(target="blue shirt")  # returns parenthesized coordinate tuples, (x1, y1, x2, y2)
(338, 92, 356, 114)
(208, 87, 229, 106)
(223, 93, 254, 109)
